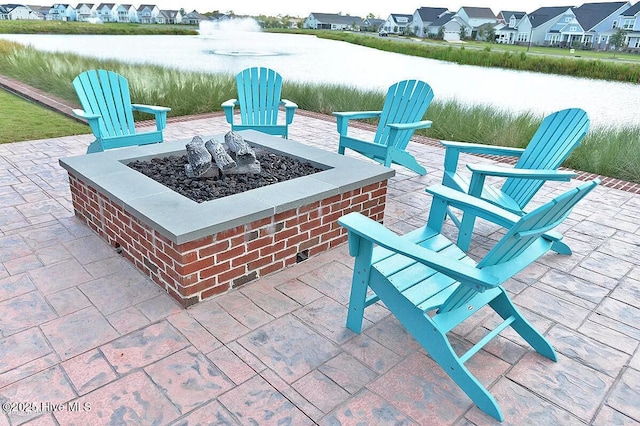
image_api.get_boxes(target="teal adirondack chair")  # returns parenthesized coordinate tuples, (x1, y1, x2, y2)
(439, 107, 589, 253)
(72, 69, 171, 154)
(338, 179, 600, 421)
(221, 67, 298, 138)
(334, 79, 434, 175)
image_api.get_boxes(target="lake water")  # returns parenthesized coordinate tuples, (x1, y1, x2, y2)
(1, 26, 639, 129)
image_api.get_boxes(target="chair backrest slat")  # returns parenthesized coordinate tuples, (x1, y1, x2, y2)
(502, 108, 589, 208)
(374, 80, 434, 149)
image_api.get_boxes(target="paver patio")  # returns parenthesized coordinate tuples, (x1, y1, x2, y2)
(0, 111, 639, 425)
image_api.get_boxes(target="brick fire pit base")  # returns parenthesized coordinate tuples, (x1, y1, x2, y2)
(60, 131, 394, 307)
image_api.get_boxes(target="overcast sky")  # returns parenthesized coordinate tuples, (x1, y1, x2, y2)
(153, 1, 579, 18)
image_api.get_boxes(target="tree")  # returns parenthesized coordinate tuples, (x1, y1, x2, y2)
(437, 27, 444, 40)
(609, 28, 627, 56)
(459, 26, 466, 41)
(367, 13, 376, 19)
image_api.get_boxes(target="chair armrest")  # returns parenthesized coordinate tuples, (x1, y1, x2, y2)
(426, 184, 521, 228)
(334, 111, 382, 136)
(281, 99, 298, 124)
(467, 164, 576, 181)
(221, 99, 238, 124)
(131, 104, 171, 114)
(441, 140, 525, 157)
(132, 104, 170, 131)
(333, 111, 382, 120)
(72, 109, 101, 121)
(387, 120, 432, 131)
(338, 212, 499, 289)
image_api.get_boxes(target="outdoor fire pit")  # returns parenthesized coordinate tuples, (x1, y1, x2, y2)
(59, 130, 394, 307)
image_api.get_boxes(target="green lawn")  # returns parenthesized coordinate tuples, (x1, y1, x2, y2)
(0, 89, 89, 144)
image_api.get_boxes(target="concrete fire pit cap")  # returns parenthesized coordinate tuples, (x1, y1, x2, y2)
(59, 130, 395, 244)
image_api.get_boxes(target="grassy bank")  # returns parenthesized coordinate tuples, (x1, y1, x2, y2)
(0, 40, 638, 183)
(282, 30, 640, 84)
(0, 20, 197, 35)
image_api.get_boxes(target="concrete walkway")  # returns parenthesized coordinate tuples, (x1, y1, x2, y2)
(0, 114, 639, 425)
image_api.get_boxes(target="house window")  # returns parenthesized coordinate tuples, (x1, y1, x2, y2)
(565, 17, 571, 22)
(570, 26, 577, 32)
(634, 38, 640, 48)
(612, 20, 618, 28)
(623, 18, 635, 29)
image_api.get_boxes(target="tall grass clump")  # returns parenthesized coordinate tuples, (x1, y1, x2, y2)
(1, 40, 639, 183)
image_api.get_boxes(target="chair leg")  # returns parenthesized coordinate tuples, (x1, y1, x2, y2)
(551, 240, 572, 255)
(86, 140, 103, 154)
(456, 212, 477, 252)
(391, 303, 504, 421)
(390, 149, 427, 175)
(337, 144, 346, 155)
(489, 290, 557, 361)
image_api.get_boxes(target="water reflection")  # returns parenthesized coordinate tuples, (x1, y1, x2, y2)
(1, 30, 638, 128)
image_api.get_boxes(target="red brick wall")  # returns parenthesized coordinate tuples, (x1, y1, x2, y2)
(68, 174, 387, 307)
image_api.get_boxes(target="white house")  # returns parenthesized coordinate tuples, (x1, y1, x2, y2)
(441, 15, 473, 41)
(95, 3, 117, 22)
(412, 7, 449, 38)
(182, 10, 208, 25)
(494, 11, 526, 44)
(137, 4, 160, 24)
(381, 13, 413, 35)
(4, 4, 36, 20)
(48, 4, 76, 21)
(116, 4, 137, 23)
(75, 3, 95, 22)
(455, 6, 497, 39)
(303, 13, 364, 31)
(156, 9, 182, 24)
(619, 2, 640, 49)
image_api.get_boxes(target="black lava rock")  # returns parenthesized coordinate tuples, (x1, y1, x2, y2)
(127, 150, 324, 204)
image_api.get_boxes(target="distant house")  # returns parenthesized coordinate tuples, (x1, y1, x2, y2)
(381, 13, 413, 35)
(0, 5, 8, 20)
(412, 7, 449, 38)
(4, 4, 36, 20)
(569, 1, 631, 49)
(75, 3, 95, 21)
(455, 6, 497, 39)
(156, 9, 182, 24)
(494, 11, 526, 44)
(620, 2, 640, 50)
(440, 14, 473, 41)
(116, 4, 137, 23)
(183, 10, 208, 25)
(29, 5, 49, 20)
(525, 7, 574, 46)
(137, 4, 160, 24)
(362, 17, 384, 32)
(425, 11, 453, 38)
(303, 12, 364, 31)
(48, 4, 76, 21)
(95, 3, 117, 22)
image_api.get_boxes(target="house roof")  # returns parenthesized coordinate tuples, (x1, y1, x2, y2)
(460, 6, 495, 19)
(160, 9, 179, 18)
(572, 1, 628, 30)
(96, 3, 115, 9)
(137, 4, 157, 12)
(529, 6, 574, 28)
(76, 3, 95, 7)
(622, 2, 640, 16)
(309, 12, 364, 25)
(416, 7, 448, 22)
(499, 11, 526, 20)
(390, 13, 413, 24)
(364, 18, 384, 26)
(429, 11, 454, 27)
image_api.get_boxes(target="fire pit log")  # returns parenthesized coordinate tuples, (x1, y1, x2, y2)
(184, 136, 218, 178)
(206, 139, 237, 171)
(225, 131, 257, 166)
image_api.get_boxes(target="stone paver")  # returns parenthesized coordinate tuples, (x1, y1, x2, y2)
(0, 113, 639, 425)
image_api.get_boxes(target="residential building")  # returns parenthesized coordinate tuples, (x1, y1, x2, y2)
(619, 2, 640, 49)
(3, 4, 37, 19)
(95, 3, 117, 22)
(569, 1, 631, 49)
(495, 11, 526, 44)
(75, 3, 95, 21)
(303, 13, 364, 31)
(48, 4, 76, 21)
(137, 4, 159, 24)
(425, 11, 453, 38)
(362, 17, 384, 32)
(412, 7, 448, 38)
(0, 5, 9, 19)
(116, 4, 137, 22)
(439, 14, 473, 41)
(526, 6, 574, 46)
(182, 10, 208, 25)
(381, 13, 413, 35)
(156, 9, 181, 24)
(455, 6, 497, 39)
